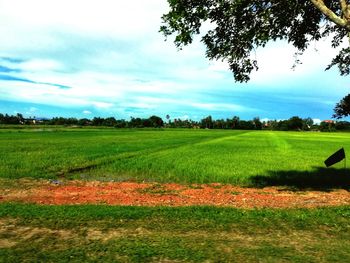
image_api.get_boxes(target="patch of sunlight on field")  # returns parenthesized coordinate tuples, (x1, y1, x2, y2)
(100, 131, 350, 184)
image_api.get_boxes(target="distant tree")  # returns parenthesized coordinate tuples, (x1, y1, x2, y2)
(149, 115, 164, 128)
(78, 118, 91, 126)
(333, 93, 350, 119)
(103, 117, 117, 127)
(304, 117, 314, 126)
(16, 113, 24, 124)
(66, 118, 78, 125)
(214, 118, 225, 129)
(130, 117, 143, 128)
(263, 119, 280, 130)
(201, 115, 213, 129)
(278, 120, 289, 131)
(302, 117, 314, 130)
(49, 117, 64, 125)
(115, 119, 127, 128)
(287, 116, 304, 130)
(4, 111, 348, 132)
(335, 120, 350, 130)
(320, 121, 336, 131)
(238, 120, 255, 130)
(92, 117, 105, 126)
(253, 117, 263, 130)
(232, 116, 240, 129)
(4, 114, 19, 124)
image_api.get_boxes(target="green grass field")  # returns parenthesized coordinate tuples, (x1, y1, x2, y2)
(0, 128, 349, 187)
(1, 127, 350, 262)
(1, 204, 350, 262)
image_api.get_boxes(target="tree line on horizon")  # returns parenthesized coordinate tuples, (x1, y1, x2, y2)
(1, 112, 350, 132)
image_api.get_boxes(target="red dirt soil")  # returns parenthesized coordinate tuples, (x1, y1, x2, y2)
(2, 181, 350, 208)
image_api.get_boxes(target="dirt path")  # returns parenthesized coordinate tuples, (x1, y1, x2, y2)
(1, 180, 350, 208)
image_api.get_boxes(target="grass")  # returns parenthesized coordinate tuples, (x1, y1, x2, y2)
(2, 128, 350, 261)
(1, 203, 350, 262)
(1, 128, 350, 186)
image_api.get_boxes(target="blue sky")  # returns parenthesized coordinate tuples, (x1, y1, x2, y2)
(0, 0, 349, 122)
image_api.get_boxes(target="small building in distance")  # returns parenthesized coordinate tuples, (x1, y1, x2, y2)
(322, 120, 335, 124)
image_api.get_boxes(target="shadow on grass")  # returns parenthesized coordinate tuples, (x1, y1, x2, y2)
(250, 167, 350, 191)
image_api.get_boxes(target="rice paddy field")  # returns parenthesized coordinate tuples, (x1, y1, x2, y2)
(1, 127, 350, 262)
(0, 128, 349, 185)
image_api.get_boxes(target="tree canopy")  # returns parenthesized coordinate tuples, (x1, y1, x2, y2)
(3, 112, 350, 131)
(333, 93, 350, 118)
(160, 0, 350, 82)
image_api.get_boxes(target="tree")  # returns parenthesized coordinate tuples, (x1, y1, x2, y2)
(333, 93, 350, 118)
(91, 117, 104, 126)
(238, 120, 255, 130)
(319, 120, 336, 131)
(335, 120, 350, 129)
(302, 117, 314, 130)
(77, 118, 91, 126)
(130, 117, 143, 128)
(161, 1, 350, 82)
(253, 117, 263, 130)
(103, 117, 117, 127)
(149, 115, 164, 128)
(16, 113, 24, 124)
(201, 115, 213, 128)
(287, 116, 304, 130)
(232, 116, 240, 129)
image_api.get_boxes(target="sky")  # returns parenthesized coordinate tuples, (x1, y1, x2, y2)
(0, 0, 349, 122)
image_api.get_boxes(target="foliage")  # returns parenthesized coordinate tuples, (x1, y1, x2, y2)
(0, 113, 24, 124)
(320, 120, 337, 131)
(287, 116, 304, 130)
(161, 0, 350, 82)
(148, 115, 164, 127)
(335, 120, 350, 129)
(333, 93, 350, 118)
(4, 112, 345, 131)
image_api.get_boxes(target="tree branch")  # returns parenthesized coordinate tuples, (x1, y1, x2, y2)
(339, 0, 350, 19)
(340, 0, 347, 13)
(310, 0, 350, 30)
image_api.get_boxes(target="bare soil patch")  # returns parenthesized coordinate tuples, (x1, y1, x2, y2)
(1, 180, 350, 208)
(0, 218, 73, 249)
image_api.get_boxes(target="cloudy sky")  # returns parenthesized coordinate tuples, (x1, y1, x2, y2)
(0, 0, 349, 122)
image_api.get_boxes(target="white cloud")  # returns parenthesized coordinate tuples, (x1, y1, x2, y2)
(250, 38, 348, 85)
(83, 110, 92, 115)
(176, 115, 190, 120)
(0, 0, 168, 37)
(125, 103, 157, 110)
(18, 59, 63, 72)
(0, 0, 348, 120)
(190, 102, 253, 112)
(92, 102, 114, 109)
(313, 118, 322, 125)
(208, 60, 229, 72)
